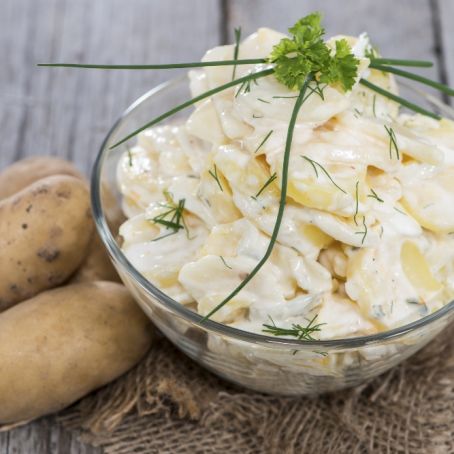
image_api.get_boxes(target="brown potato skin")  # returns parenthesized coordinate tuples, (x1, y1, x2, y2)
(0, 156, 83, 200)
(71, 232, 121, 283)
(0, 175, 93, 310)
(0, 282, 153, 424)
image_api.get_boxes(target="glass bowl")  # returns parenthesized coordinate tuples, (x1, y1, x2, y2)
(91, 76, 454, 395)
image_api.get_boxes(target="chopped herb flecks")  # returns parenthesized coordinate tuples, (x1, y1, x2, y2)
(252, 173, 277, 199)
(384, 125, 400, 159)
(208, 164, 223, 192)
(232, 27, 242, 80)
(368, 188, 384, 203)
(301, 155, 347, 194)
(254, 130, 274, 153)
(355, 215, 368, 245)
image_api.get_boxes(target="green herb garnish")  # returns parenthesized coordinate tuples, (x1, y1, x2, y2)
(355, 215, 368, 245)
(354, 181, 360, 225)
(384, 125, 400, 159)
(127, 147, 133, 167)
(267, 13, 359, 91)
(254, 129, 274, 153)
(252, 173, 277, 199)
(372, 95, 377, 117)
(360, 78, 441, 120)
(301, 155, 347, 194)
(306, 80, 326, 100)
(208, 164, 223, 192)
(394, 206, 408, 216)
(369, 63, 454, 96)
(368, 188, 384, 203)
(220, 256, 232, 269)
(272, 95, 299, 99)
(262, 314, 325, 341)
(150, 192, 188, 241)
(232, 27, 242, 80)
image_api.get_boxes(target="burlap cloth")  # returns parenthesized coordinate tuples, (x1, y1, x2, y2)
(48, 326, 454, 454)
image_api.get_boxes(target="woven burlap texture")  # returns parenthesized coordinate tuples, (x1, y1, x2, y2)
(55, 328, 454, 454)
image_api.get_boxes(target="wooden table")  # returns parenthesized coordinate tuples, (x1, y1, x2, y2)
(0, 1, 453, 452)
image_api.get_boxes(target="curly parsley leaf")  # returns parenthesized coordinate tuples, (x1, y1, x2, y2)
(267, 13, 359, 92)
(319, 39, 359, 91)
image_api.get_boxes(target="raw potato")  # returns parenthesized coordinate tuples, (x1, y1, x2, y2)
(0, 281, 153, 424)
(0, 175, 93, 310)
(0, 156, 83, 200)
(71, 232, 120, 283)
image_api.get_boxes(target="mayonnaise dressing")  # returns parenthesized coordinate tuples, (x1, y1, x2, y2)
(117, 28, 454, 340)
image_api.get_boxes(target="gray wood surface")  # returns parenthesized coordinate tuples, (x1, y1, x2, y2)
(440, 0, 454, 88)
(0, 1, 452, 453)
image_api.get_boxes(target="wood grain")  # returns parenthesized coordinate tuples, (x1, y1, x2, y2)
(0, 0, 222, 174)
(439, 0, 454, 95)
(0, 1, 453, 453)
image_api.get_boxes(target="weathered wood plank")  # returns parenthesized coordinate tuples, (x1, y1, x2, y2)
(1, 0, 222, 174)
(227, 0, 442, 104)
(0, 1, 222, 453)
(439, 0, 454, 97)
(0, 432, 9, 453)
(5, 419, 100, 454)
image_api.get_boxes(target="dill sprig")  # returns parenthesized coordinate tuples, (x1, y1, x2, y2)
(254, 130, 274, 153)
(252, 173, 277, 199)
(257, 97, 271, 104)
(394, 206, 408, 216)
(384, 125, 400, 159)
(208, 164, 223, 191)
(220, 256, 232, 269)
(305, 80, 326, 100)
(355, 215, 368, 245)
(372, 95, 377, 117)
(301, 155, 347, 194)
(127, 147, 133, 167)
(354, 181, 360, 225)
(262, 315, 325, 341)
(232, 27, 242, 80)
(236, 77, 259, 97)
(368, 188, 384, 203)
(202, 76, 313, 321)
(150, 192, 188, 241)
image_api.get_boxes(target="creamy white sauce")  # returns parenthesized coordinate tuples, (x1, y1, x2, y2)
(117, 28, 454, 341)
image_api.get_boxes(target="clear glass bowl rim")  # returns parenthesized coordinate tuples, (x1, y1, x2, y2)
(91, 76, 454, 351)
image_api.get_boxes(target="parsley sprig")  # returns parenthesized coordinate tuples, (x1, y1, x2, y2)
(267, 13, 359, 91)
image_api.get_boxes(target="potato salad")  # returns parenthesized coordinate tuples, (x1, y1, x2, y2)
(117, 28, 454, 341)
